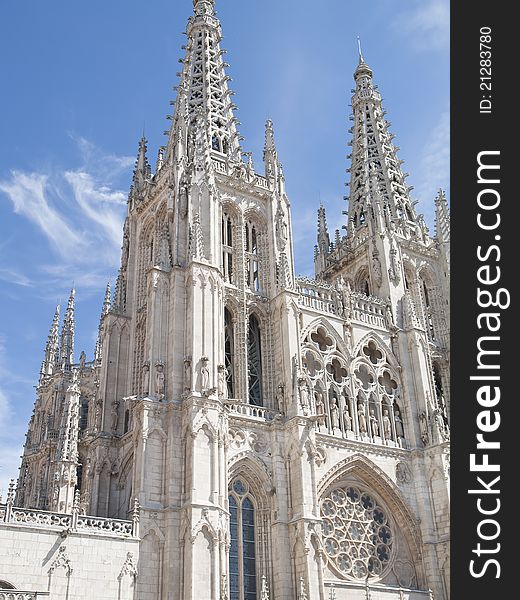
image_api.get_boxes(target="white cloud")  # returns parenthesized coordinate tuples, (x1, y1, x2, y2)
(415, 110, 450, 216)
(0, 171, 84, 258)
(0, 138, 133, 292)
(393, 0, 449, 52)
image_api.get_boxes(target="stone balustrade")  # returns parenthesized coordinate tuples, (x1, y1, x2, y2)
(225, 400, 280, 422)
(1, 500, 139, 538)
(0, 592, 49, 599)
(295, 278, 337, 315)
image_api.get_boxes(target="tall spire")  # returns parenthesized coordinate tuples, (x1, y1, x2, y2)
(168, 0, 242, 163)
(264, 119, 280, 182)
(59, 288, 75, 369)
(347, 48, 417, 238)
(317, 204, 330, 254)
(129, 136, 151, 206)
(95, 283, 111, 363)
(40, 304, 60, 381)
(435, 189, 450, 244)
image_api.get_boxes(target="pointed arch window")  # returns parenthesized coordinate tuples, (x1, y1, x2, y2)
(229, 479, 257, 600)
(247, 315, 263, 406)
(224, 308, 235, 398)
(78, 396, 89, 431)
(222, 213, 234, 283)
(245, 221, 261, 292)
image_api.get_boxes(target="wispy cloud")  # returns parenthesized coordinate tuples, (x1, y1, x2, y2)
(0, 138, 133, 294)
(0, 337, 25, 498)
(0, 171, 84, 257)
(416, 110, 450, 204)
(393, 0, 449, 52)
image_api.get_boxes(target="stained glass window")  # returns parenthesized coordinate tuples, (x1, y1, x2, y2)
(247, 315, 263, 406)
(229, 480, 257, 600)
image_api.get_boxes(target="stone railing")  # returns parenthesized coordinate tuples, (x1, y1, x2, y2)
(0, 592, 49, 599)
(295, 278, 337, 315)
(225, 400, 280, 422)
(351, 292, 387, 329)
(1, 487, 140, 538)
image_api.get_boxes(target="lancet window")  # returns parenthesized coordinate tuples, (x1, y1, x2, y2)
(224, 308, 235, 398)
(229, 479, 257, 600)
(247, 315, 263, 406)
(244, 221, 261, 293)
(222, 213, 235, 283)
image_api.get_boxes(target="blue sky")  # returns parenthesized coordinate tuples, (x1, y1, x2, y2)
(0, 0, 449, 495)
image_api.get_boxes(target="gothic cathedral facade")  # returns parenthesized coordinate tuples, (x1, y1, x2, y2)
(12, 1, 450, 598)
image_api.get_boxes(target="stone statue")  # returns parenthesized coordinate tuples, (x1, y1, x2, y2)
(372, 252, 383, 287)
(394, 409, 405, 439)
(343, 405, 352, 431)
(184, 356, 192, 391)
(382, 409, 392, 439)
(218, 364, 228, 399)
(419, 411, 429, 446)
(276, 383, 285, 413)
(200, 356, 210, 391)
(79, 350, 86, 370)
(358, 402, 367, 434)
(142, 363, 150, 395)
(299, 381, 310, 414)
(95, 399, 103, 430)
(111, 400, 120, 432)
(314, 391, 326, 428)
(155, 363, 165, 399)
(370, 409, 379, 437)
(330, 398, 339, 431)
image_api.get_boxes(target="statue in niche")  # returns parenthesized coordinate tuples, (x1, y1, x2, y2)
(183, 356, 192, 391)
(142, 363, 150, 396)
(299, 380, 310, 414)
(179, 184, 188, 219)
(314, 391, 326, 429)
(111, 399, 120, 433)
(433, 408, 450, 442)
(419, 411, 429, 446)
(218, 364, 228, 400)
(343, 405, 352, 431)
(394, 409, 405, 439)
(330, 397, 340, 431)
(121, 222, 130, 270)
(200, 356, 210, 391)
(276, 383, 285, 413)
(155, 363, 165, 400)
(385, 301, 395, 328)
(275, 204, 288, 251)
(95, 399, 103, 430)
(382, 409, 393, 439)
(372, 251, 383, 288)
(358, 402, 368, 434)
(370, 409, 379, 437)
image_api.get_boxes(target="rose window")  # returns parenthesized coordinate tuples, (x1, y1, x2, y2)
(320, 485, 393, 580)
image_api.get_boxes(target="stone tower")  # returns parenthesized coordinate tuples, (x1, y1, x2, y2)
(15, 2, 450, 599)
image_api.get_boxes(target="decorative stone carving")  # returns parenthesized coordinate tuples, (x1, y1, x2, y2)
(142, 362, 150, 395)
(396, 461, 412, 484)
(419, 411, 429, 446)
(155, 362, 165, 399)
(184, 356, 192, 391)
(200, 356, 210, 391)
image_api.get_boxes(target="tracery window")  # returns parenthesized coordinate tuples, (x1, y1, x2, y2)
(321, 484, 393, 580)
(222, 213, 234, 283)
(224, 308, 235, 398)
(78, 396, 89, 431)
(245, 221, 261, 293)
(247, 315, 263, 406)
(229, 479, 257, 600)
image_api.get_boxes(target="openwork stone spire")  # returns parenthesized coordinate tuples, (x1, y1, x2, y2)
(40, 304, 60, 380)
(129, 136, 151, 206)
(94, 282, 111, 362)
(347, 51, 416, 237)
(169, 0, 242, 162)
(435, 189, 450, 244)
(59, 288, 75, 368)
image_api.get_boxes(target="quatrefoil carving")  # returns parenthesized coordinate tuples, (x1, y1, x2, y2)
(303, 351, 323, 377)
(378, 370, 398, 395)
(363, 341, 383, 365)
(311, 327, 333, 351)
(355, 364, 375, 389)
(327, 359, 348, 383)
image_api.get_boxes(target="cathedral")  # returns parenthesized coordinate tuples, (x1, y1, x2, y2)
(0, 1, 450, 599)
